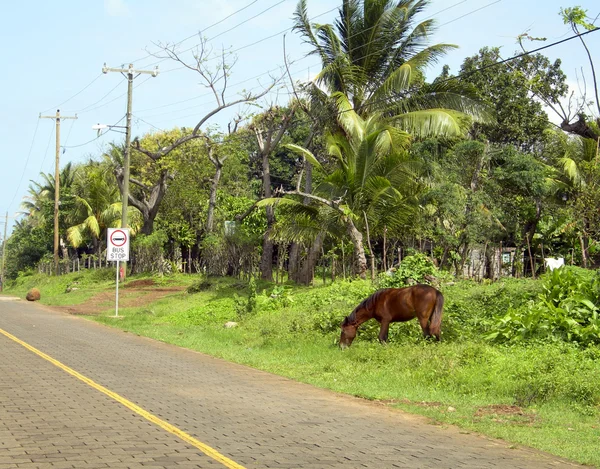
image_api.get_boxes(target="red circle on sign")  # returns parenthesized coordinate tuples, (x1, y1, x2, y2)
(110, 229, 127, 247)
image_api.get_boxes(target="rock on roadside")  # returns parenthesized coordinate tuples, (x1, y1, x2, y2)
(26, 288, 41, 301)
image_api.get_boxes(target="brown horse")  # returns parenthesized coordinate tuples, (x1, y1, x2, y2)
(339, 285, 444, 348)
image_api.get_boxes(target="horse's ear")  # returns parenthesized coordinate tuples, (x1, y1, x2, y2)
(341, 317, 349, 327)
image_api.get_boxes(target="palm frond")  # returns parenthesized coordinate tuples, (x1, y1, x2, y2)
(284, 144, 322, 169)
(393, 109, 468, 138)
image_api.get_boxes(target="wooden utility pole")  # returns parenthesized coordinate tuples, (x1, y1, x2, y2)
(102, 64, 158, 229)
(1, 212, 7, 291)
(39, 110, 77, 276)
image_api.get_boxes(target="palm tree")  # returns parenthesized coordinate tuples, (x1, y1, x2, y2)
(20, 163, 77, 228)
(67, 160, 140, 256)
(261, 93, 420, 278)
(293, 0, 490, 136)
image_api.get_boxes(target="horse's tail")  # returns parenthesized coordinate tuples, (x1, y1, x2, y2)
(429, 290, 444, 341)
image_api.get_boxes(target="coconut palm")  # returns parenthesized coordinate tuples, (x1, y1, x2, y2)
(67, 160, 141, 256)
(19, 163, 77, 228)
(261, 93, 420, 278)
(293, 0, 491, 137)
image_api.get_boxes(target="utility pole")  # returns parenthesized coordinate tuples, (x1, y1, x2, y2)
(102, 63, 159, 229)
(40, 110, 77, 276)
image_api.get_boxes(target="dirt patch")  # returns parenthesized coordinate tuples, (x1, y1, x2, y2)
(123, 279, 157, 288)
(51, 283, 186, 316)
(474, 405, 538, 425)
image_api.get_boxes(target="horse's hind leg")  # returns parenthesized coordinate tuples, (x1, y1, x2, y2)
(418, 316, 431, 339)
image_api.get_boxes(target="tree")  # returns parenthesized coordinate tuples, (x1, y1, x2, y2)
(67, 160, 140, 257)
(126, 38, 279, 235)
(459, 47, 567, 150)
(250, 106, 296, 281)
(293, 0, 490, 136)
(263, 94, 419, 279)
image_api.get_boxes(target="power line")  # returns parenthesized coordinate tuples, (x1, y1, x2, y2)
(138, 28, 600, 148)
(77, 76, 154, 115)
(335, 27, 600, 116)
(40, 73, 104, 114)
(133, 115, 166, 132)
(62, 119, 77, 148)
(437, 0, 501, 28)
(132, 0, 261, 66)
(38, 123, 56, 174)
(141, 0, 293, 69)
(63, 116, 126, 149)
(133, 0, 475, 118)
(72, 78, 125, 113)
(8, 119, 40, 212)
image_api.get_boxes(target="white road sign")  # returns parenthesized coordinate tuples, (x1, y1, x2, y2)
(107, 228, 130, 261)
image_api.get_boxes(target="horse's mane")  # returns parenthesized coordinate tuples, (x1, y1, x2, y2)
(343, 290, 385, 325)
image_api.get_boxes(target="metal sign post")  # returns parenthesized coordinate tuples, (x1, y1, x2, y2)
(107, 228, 130, 317)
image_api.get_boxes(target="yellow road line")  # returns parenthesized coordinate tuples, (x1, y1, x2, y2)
(0, 327, 246, 469)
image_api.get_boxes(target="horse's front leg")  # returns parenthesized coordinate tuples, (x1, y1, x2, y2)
(378, 320, 391, 344)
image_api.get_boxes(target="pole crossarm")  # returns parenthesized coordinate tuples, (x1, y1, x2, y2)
(102, 63, 159, 77)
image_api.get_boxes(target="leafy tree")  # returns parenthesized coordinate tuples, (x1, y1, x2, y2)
(459, 47, 567, 149)
(264, 94, 419, 279)
(4, 221, 51, 279)
(67, 159, 139, 256)
(293, 0, 490, 136)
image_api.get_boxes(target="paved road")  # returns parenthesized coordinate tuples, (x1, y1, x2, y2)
(0, 298, 584, 469)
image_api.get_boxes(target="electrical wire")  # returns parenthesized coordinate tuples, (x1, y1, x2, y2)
(131, 0, 260, 66)
(63, 116, 126, 149)
(133, 115, 166, 133)
(135, 27, 600, 151)
(40, 73, 104, 114)
(140, 0, 293, 69)
(8, 119, 40, 212)
(38, 124, 56, 174)
(72, 78, 125, 113)
(134, 0, 474, 117)
(77, 76, 154, 115)
(62, 119, 77, 149)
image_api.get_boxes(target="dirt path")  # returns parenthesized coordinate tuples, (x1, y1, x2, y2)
(53, 278, 186, 315)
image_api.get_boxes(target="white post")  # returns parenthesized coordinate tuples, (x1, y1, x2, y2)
(115, 260, 119, 317)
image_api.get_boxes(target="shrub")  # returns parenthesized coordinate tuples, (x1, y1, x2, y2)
(187, 278, 215, 294)
(378, 253, 445, 288)
(487, 267, 600, 346)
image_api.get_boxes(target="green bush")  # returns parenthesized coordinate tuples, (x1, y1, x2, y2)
(487, 267, 600, 346)
(378, 253, 445, 288)
(187, 278, 215, 294)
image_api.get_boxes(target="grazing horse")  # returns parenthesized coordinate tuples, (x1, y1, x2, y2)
(339, 285, 444, 348)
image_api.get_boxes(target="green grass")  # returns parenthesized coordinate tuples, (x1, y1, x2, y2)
(5, 270, 600, 466)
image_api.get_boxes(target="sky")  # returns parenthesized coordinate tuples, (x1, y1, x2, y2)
(1, 0, 599, 236)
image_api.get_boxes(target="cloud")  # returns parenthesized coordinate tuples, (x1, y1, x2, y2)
(104, 0, 130, 17)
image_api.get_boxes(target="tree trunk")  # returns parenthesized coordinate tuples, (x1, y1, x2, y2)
(115, 167, 170, 235)
(206, 162, 222, 233)
(288, 242, 300, 282)
(345, 219, 367, 279)
(297, 232, 324, 285)
(260, 202, 275, 281)
(206, 145, 225, 233)
(580, 236, 589, 268)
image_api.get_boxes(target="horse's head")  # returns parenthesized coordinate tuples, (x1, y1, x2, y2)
(339, 317, 358, 349)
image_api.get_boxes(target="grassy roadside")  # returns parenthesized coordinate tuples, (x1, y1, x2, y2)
(5, 270, 600, 466)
